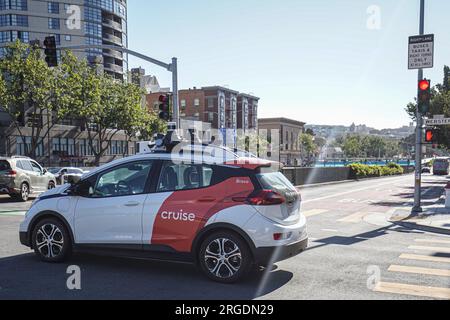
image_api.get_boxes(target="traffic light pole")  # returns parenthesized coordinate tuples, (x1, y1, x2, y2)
(57, 44, 180, 128)
(413, 0, 425, 213)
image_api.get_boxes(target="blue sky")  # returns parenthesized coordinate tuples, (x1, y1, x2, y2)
(127, 0, 450, 129)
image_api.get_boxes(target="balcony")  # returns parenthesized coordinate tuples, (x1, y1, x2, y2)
(103, 48, 123, 60)
(104, 63, 124, 74)
(102, 33, 122, 46)
(102, 19, 123, 31)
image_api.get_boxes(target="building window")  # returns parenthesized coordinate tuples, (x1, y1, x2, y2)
(48, 18, 60, 30)
(207, 97, 214, 109)
(0, 0, 27, 10)
(208, 113, 214, 122)
(194, 98, 200, 108)
(65, 35, 71, 41)
(180, 99, 186, 110)
(0, 14, 28, 27)
(48, 2, 60, 14)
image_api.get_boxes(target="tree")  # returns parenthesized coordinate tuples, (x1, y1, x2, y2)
(0, 41, 72, 158)
(300, 133, 316, 158)
(342, 135, 362, 158)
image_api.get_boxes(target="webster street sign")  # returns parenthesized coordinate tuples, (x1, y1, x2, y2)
(424, 118, 450, 126)
(408, 34, 434, 70)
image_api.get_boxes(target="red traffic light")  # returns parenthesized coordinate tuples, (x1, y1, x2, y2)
(419, 79, 430, 91)
(159, 94, 169, 103)
(425, 129, 434, 143)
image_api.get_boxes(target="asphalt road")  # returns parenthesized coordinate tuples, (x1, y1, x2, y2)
(0, 174, 449, 300)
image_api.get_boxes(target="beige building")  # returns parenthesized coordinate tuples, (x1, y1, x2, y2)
(258, 118, 305, 166)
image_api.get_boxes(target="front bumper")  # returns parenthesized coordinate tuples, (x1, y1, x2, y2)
(20, 231, 30, 248)
(255, 238, 308, 266)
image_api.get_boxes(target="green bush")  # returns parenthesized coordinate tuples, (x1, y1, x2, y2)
(349, 163, 404, 178)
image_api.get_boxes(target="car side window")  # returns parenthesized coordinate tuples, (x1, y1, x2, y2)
(157, 161, 214, 192)
(20, 160, 33, 172)
(92, 161, 153, 198)
(30, 161, 42, 174)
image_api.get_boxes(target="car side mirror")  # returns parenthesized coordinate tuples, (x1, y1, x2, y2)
(43, 169, 47, 174)
(69, 180, 93, 197)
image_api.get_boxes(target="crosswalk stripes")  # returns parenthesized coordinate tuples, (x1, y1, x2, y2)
(372, 237, 450, 300)
(374, 282, 450, 300)
(337, 212, 367, 223)
(302, 209, 328, 217)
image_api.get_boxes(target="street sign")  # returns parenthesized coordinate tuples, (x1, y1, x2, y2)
(424, 118, 450, 126)
(408, 34, 434, 69)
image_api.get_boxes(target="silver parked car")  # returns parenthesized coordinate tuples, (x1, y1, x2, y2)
(47, 167, 85, 185)
(0, 156, 56, 202)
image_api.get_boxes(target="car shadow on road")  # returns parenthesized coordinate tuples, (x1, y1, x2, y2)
(0, 253, 293, 300)
(307, 225, 424, 251)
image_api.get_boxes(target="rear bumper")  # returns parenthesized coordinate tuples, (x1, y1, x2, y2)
(255, 238, 308, 266)
(0, 184, 18, 194)
(20, 231, 30, 248)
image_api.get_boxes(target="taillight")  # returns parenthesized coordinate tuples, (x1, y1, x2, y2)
(246, 190, 285, 206)
(8, 170, 17, 177)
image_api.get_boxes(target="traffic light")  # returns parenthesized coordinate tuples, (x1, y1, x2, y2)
(424, 128, 437, 143)
(158, 94, 171, 121)
(418, 79, 431, 115)
(44, 36, 57, 67)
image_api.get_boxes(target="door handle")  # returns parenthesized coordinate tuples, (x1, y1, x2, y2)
(198, 197, 216, 203)
(124, 201, 141, 207)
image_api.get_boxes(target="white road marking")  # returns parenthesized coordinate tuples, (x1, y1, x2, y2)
(303, 176, 412, 204)
(303, 209, 328, 217)
(374, 282, 450, 300)
(400, 254, 450, 264)
(409, 245, 450, 254)
(415, 239, 450, 245)
(389, 265, 450, 277)
(338, 212, 368, 223)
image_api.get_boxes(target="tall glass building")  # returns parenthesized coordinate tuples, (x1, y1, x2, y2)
(0, 0, 128, 80)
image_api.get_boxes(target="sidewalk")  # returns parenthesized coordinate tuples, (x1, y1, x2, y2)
(389, 187, 450, 234)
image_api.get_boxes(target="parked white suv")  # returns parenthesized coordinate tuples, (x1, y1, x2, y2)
(19, 145, 307, 283)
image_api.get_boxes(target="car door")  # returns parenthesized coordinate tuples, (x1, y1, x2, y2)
(143, 161, 232, 253)
(29, 160, 47, 191)
(74, 160, 154, 245)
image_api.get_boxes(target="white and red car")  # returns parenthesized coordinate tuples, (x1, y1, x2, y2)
(19, 144, 307, 283)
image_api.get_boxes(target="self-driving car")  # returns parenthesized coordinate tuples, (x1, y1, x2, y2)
(19, 144, 307, 283)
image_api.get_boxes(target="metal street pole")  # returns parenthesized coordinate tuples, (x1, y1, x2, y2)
(413, 0, 425, 213)
(58, 44, 180, 128)
(170, 57, 179, 129)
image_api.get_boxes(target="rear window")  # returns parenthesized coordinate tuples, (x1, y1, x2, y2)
(256, 172, 296, 193)
(0, 160, 11, 171)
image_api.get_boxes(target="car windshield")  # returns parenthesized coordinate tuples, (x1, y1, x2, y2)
(0, 160, 11, 171)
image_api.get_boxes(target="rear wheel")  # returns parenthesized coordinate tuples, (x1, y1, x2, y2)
(198, 231, 252, 283)
(32, 218, 71, 263)
(18, 183, 29, 202)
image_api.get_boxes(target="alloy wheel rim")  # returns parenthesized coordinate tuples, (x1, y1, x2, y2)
(36, 224, 64, 258)
(204, 238, 242, 278)
(21, 185, 28, 199)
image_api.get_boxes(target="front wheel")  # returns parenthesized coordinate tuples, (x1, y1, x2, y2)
(32, 218, 71, 263)
(198, 231, 252, 283)
(19, 183, 29, 202)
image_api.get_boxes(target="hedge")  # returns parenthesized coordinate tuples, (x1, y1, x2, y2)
(348, 163, 404, 178)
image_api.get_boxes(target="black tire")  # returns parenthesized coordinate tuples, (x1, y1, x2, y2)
(18, 182, 29, 202)
(198, 231, 252, 284)
(48, 181, 56, 190)
(32, 218, 72, 263)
